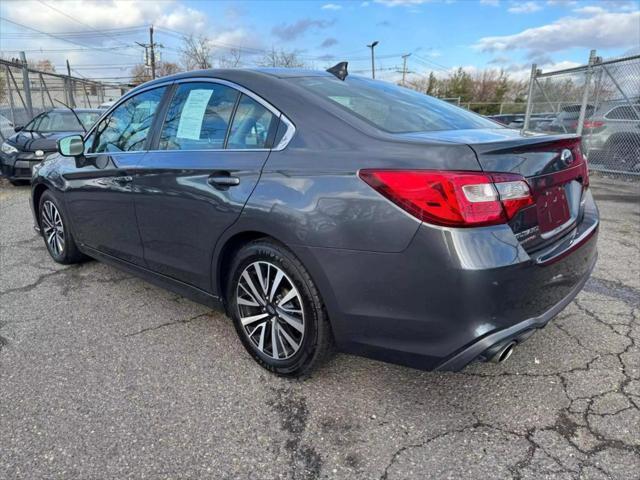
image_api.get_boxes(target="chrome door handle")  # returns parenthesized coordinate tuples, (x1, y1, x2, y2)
(208, 175, 240, 188)
(113, 175, 133, 184)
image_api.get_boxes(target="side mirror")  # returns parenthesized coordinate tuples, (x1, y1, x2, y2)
(14, 125, 23, 133)
(57, 135, 84, 157)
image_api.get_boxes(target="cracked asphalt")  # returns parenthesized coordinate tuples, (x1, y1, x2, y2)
(1, 176, 639, 480)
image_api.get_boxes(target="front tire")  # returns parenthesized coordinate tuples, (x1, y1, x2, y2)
(39, 190, 85, 264)
(226, 240, 333, 377)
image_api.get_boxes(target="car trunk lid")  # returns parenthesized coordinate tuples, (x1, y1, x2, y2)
(398, 129, 590, 250)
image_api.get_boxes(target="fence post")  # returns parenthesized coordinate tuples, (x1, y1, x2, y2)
(19, 51, 33, 119)
(576, 50, 597, 137)
(523, 63, 537, 131)
(5, 66, 16, 125)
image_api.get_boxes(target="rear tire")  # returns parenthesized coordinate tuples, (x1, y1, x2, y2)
(39, 190, 85, 264)
(226, 239, 333, 377)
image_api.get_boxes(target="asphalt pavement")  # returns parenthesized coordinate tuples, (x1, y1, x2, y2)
(1, 176, 638, 479)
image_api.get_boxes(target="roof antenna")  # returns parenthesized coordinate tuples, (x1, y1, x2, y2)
(326, 62, 348, 81)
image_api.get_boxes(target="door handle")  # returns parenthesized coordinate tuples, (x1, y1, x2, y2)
(113, 175, 133, 184)
(208, 175, 240, 189)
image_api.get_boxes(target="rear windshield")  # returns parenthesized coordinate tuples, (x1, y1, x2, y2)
(290, 76, 500, 133)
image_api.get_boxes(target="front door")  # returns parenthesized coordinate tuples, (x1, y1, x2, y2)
(64, 86, 168, 265)
(134, 81, 279, 291)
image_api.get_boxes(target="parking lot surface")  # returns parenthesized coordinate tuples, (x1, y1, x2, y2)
(1, 177, 639, 480)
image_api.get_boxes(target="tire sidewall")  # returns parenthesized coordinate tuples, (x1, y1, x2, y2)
(226, 242, 322, 376)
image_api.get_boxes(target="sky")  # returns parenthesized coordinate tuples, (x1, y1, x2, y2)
(0, 0, 638, 85)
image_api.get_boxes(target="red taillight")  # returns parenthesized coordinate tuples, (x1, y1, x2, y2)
(359, 170, 534, 227)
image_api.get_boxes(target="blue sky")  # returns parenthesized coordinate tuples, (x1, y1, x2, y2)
(0, 0, 638, 83)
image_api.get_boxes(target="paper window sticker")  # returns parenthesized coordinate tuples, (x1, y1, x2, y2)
(176, 89, 215, 140)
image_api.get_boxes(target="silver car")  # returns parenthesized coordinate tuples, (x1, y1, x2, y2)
(581, 100, 640, 172)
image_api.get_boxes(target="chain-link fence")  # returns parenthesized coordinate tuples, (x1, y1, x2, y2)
(524, 51, 640, 178)
(0, 58, 127, 141)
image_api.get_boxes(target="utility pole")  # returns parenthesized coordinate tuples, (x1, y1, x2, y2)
(401, 53, 411, 86)
(149, 25, 156, 80)
(367, 41, 379, 79)
(136, 25, 161, 80)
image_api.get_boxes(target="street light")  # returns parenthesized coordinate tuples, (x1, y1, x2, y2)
(367, 40, 379, 79)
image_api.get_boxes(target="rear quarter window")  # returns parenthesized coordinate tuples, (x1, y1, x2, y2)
(604, 105, 640, 120)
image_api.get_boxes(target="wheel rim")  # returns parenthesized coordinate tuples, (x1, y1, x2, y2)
(41, 200, 65, 256)
(236, 261, 305, 360)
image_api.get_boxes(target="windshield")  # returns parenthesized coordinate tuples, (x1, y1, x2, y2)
(290, 76, 500, 133)
(25, 111, 100, 132)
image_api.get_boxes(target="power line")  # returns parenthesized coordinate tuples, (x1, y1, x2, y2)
(35, 0, 139, 48)
(0, 16, 140, 58)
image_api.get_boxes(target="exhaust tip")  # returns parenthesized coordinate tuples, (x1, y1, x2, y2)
(497, 342, 516, 363)
(494, 341, 516, 363)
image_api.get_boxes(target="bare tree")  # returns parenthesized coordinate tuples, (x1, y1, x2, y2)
(28, 59, 56, 72)
(130, 62, 182, 86)
(260, 48, 305, 68)
(157, 62, 181, 77)
(130, 64, 151, 86)
(218, 48, 243, 68)
(180, 34, 213, 70)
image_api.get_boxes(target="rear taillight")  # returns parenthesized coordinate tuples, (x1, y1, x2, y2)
(583, 121, 605, 130)
(358, 170, 534, 227)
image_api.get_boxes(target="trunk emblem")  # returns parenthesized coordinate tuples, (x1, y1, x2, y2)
(560, 149, 573, 166)
(35, 150, 44, 157)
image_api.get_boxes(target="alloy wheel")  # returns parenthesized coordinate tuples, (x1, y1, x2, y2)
(236, 261, 305, 360)
(41, 200, 65, 256)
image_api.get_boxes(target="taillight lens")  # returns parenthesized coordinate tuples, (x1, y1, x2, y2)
(359, 170, 534, 227)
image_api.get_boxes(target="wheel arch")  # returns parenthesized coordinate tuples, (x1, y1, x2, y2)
(32, 183, 49, 227)
(215, 230, 274, 306)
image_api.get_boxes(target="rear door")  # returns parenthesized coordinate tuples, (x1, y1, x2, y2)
(134, 80, 281, 290)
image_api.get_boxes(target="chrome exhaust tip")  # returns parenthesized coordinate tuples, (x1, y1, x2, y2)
(490, 341, 516, 363)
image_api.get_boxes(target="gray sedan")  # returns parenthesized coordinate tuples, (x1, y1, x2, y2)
(29, 66, 598, 376)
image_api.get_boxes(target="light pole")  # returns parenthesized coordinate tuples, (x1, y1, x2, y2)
(367, 41, 379, 79)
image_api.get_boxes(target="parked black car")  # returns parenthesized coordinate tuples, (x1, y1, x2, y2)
(30, 68, 598, 376)
(1, 108, 101, 184)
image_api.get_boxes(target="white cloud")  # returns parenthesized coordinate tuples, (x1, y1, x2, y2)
(321, 3, 343, 10)
(2, 0, 209, 34)
(572, 5, 606, 15)
(475, 10, 640, 53)
(508, 1, 542, 14)
(480, 0, 500, 6)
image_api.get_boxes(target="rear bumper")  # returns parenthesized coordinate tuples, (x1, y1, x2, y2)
(295, 190, 599, 371)
(435, 250, 596, 370)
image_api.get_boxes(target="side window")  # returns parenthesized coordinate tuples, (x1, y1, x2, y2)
(227, 94, 277, 149)
(89, 87, 166, 153)
(159, 83, 239, 150)
(605, 106, 640, 120)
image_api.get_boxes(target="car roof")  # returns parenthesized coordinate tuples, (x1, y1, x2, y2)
(125, 68, 333, 96)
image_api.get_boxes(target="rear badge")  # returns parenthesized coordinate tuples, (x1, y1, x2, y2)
(35, 150, 45, 157)
(560, 149, 573, 166)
